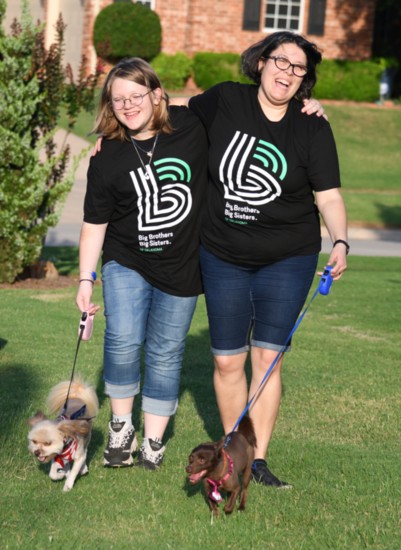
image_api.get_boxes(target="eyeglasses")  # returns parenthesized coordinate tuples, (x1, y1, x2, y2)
(266, 56, 308, 78)
(111, 90, 152, 110)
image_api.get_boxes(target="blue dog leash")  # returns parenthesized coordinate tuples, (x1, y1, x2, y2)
(224, 265, 334, 447)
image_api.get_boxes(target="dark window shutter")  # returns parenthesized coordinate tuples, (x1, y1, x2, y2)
(308, 0, 326, 36)
(243, 0, 261, 31)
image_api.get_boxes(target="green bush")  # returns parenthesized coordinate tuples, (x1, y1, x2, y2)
(191, 54, 396, 102)
(0, 0, 99, 283)
(152, 52, 192, 90)
(193, 52, 252, 90)
(314, 59, 384, 102)
(93, 2, 161, 63)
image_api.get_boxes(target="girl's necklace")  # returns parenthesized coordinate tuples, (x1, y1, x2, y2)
(130, 134, 159, 180)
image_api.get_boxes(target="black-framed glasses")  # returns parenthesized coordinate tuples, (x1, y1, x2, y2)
(111, 90, 152, 110)
(266, 56, 308, 78)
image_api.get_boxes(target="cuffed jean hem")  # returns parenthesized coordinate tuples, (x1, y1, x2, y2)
(104, 381, 140, 399)
(142, 395, 178, 416)
(211, 340, 290, 356)
(211, 345, 250, 356)
(252, 339, 291, 353)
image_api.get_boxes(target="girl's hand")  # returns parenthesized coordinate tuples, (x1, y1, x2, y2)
(302, 98, 328, 120)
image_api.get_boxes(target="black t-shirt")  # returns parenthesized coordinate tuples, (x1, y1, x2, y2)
(189, 82, 341, 265)
(83, 106, 208, 296)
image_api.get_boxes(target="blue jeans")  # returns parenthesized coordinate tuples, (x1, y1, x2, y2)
(101, 261, 197, 416)
(200, 246, 318, 355)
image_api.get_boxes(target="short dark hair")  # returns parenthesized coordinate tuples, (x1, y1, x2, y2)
(241, 31, 322, 100)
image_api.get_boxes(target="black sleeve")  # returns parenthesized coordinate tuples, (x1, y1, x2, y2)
(188, 84, 222, 129)
(308, 123, 341, 192)
(83, 159, 115, 224)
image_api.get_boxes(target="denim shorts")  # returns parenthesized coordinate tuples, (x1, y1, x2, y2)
(199, 246, 318, 355)
(101, 261, 197, 416)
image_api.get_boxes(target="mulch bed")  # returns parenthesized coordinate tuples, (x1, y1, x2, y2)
(0, 275, 79, 290)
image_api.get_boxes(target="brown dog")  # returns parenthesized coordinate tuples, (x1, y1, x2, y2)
(186, 416, 257, 516)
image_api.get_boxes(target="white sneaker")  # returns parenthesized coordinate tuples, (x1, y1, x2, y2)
(137, 437, 165, 470)
(103, 421, 137, 467)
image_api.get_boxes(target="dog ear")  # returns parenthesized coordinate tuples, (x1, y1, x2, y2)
(28, 411, 47, 427)
(216, 436, 226, 453)
(58, 419, 90, 438)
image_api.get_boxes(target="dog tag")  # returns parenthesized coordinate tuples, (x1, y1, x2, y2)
(209, 489, 222, 503)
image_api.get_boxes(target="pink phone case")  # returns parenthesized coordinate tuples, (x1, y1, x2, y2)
(79, 312, 94, 341)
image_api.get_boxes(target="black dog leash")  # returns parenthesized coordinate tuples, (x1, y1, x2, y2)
(61, 313, 90, 415)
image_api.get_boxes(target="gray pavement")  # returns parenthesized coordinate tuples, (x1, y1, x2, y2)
(45, 131, 401, 257)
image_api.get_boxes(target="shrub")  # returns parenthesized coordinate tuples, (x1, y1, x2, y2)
(152, 52, 192, 90)
(314, 59, 384, 102)
(93, 2, 161, 63)
(193, 52, 252, 90)
(0, 0, 99, 283)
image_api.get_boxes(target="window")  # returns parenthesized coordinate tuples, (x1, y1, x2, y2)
(263, 0, 303, 32)
(136, 0, 153, 8)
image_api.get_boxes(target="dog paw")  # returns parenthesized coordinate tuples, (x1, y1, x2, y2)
(49, 469, 66, 481)
(80, 464, 88, 476)
(63, 481, 74, 492)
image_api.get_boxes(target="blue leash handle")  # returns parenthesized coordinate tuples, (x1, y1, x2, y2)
(225, 267, 333, 446)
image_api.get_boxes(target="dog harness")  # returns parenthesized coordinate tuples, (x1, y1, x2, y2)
(54, 405, 87, 469)
(54, 438, 78, 469)
(207, 449, 234, 503)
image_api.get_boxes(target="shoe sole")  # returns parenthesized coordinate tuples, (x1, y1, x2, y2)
(103, 436, 138, 468)
(252, 475, 293, 489)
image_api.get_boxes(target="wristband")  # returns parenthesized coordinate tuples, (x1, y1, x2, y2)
(332, 239, 350, 255)
(79, 278, 94, 285)
(80, 270, 97, 281)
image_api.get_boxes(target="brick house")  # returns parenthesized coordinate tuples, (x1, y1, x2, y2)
(5, 1, 376, 76)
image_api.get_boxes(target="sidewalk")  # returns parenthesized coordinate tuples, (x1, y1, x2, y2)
(45, 130, 92, 247)
(45, 131, 401, 257)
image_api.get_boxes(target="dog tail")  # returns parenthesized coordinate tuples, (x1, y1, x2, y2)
(46, 375, 99, 419)
(238, 416, 257, 448)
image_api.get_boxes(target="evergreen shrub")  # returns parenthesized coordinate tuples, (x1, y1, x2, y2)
(314, 59, 384, 102)
(193, 52, 252, 90)
(93, 2, 161, 63)
(152, 53, 192, 90)
(0, 0, 99, 283)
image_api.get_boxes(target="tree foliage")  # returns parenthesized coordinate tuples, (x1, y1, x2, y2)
(0, 0, 100, 283)
(93, 2, 161, 63)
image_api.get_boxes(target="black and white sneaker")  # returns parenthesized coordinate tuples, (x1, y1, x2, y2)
(137, 437, 165, 470)
(103, 421, 138, 468)
(251, 459, 292, 488)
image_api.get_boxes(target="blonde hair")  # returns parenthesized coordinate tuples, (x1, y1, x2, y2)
(93, 57, 173, 140)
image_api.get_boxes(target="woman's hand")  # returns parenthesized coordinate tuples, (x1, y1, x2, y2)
(302, 98, 328, 120)
(318, 246, 348, 281)
(76, 280, 100, 315)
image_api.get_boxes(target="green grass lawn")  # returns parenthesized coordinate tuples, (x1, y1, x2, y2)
(324, 103, 401, 228)
(1, 255, 400, 548)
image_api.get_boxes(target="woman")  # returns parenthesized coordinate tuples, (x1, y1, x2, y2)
(177, 31, 348, 486)
(76, 58, 208, 470)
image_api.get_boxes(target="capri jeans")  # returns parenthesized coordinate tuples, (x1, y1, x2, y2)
(199, 246, 318, 355)
(101, 261, 197, 416)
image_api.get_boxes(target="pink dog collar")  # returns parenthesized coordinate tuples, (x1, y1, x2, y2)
(207, 449, 234, 503)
